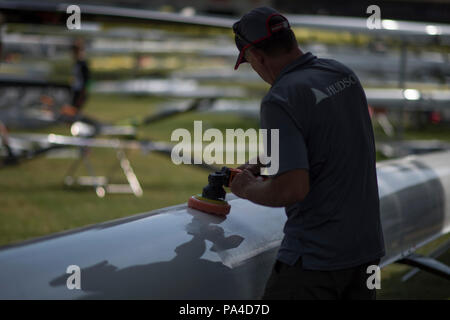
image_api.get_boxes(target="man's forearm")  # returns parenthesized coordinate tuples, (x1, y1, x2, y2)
(231, 169, 309, 207)
(244, 179, 298, 207)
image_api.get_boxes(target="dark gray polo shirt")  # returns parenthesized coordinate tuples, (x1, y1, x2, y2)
(260, 52, 385, 270)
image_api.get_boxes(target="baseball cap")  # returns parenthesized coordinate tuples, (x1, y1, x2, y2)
(232, 7, 291, 70)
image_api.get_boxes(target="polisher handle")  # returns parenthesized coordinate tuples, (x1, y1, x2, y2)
(227, 168, 242, 186)
(227, 167, 268, 187)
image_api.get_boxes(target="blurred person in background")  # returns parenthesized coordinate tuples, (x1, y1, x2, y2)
(61, 38, 90, 117)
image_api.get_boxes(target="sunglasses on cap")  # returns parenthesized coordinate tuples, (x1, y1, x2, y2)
(233, 13, 290, 70)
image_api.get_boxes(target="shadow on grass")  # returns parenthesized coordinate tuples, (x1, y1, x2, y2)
(378, 250, 450, 299)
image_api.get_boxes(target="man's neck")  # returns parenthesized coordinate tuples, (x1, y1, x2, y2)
(268, 48, 303, 85)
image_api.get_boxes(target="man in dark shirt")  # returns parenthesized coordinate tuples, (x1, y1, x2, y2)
(230, 7, 385, 300)
(60, 39, 90, 118)
(72, 39, 89, 111)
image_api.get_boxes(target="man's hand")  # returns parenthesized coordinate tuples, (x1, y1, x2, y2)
(230, 168, 309, 207)
(230, 169, 257, 199)
(237, 156, 264, 175)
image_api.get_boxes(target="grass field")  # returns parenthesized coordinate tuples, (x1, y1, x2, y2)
(1, 93, 449, 299)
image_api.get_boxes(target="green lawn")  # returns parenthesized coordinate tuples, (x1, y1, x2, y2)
(2, 93, 253, 245)
(1, 93, 449, 299)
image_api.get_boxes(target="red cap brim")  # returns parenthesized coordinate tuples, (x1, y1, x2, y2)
(234, 51, 246, 70)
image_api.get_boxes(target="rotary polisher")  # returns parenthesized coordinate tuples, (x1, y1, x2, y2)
(188, 166, 242, 216)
